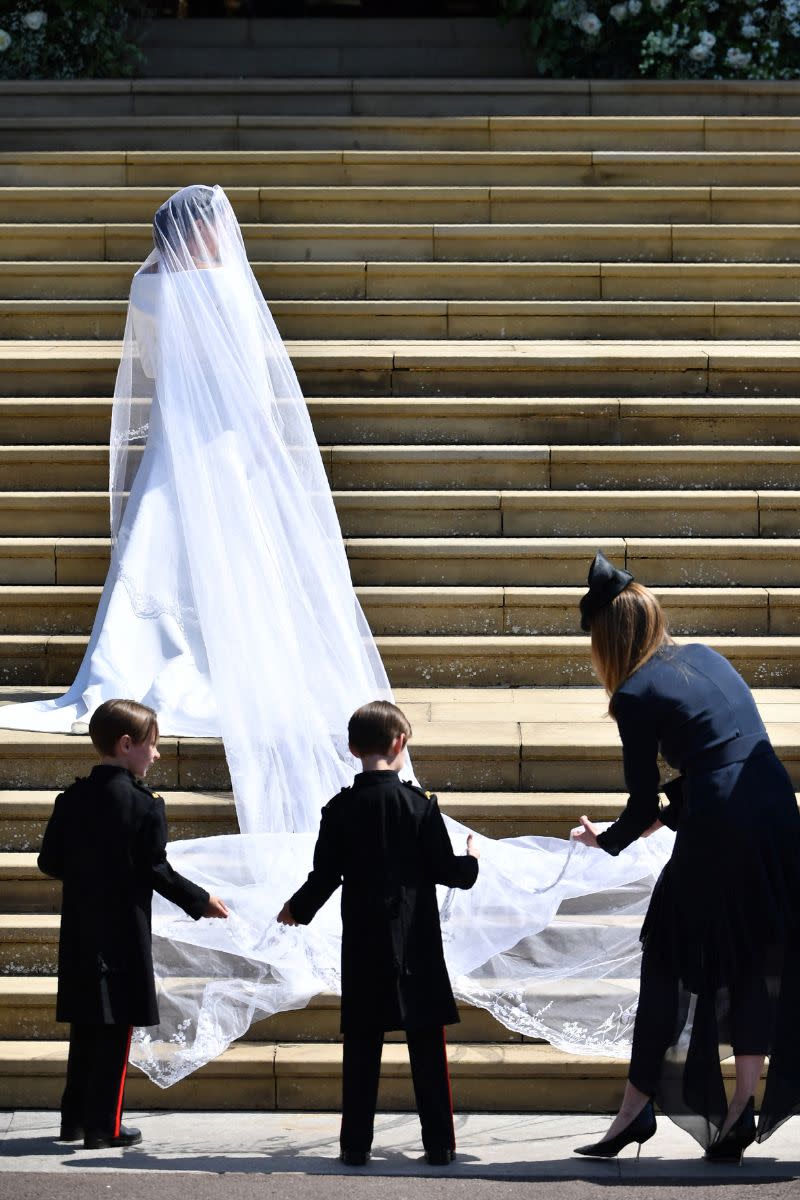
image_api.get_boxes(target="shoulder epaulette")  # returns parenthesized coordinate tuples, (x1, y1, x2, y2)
(401, 778, 436, 801)
(133, 777, 159, 799)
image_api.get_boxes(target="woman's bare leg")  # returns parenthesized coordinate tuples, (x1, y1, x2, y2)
(597, 1080, 651, 1142)
(718, 1055, 764, 1140)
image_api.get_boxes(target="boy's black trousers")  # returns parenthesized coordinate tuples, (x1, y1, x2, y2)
(341, 1025, 455, 1154)
(61, 1023, 133, 1137)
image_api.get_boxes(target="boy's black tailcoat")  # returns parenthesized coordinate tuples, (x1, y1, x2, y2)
(289, 770, 479, 1032)
(38, 764, 209, 1026)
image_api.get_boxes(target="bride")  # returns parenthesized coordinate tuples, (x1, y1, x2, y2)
(0, 185, 672, 1086)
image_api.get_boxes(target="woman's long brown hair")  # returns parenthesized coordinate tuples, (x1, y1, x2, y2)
(590, 582, 672, 716)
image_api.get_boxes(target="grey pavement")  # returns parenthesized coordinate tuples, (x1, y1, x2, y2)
(0, 1111, 799, 1186)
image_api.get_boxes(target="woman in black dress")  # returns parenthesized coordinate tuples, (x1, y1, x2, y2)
(571, 552, 800, 1162)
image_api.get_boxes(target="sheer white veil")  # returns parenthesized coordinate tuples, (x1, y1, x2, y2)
(113, 186, 673, 1087)
(112, 184, 391, 835)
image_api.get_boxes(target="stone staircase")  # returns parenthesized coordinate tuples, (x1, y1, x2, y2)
(0, 83, 799, 1114)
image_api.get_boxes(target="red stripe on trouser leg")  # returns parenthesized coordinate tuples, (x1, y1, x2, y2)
(113, 1026, 133, 1137)
(442, 1027, 455, 1151)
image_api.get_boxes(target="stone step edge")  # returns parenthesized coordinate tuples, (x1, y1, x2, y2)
(7, 536, 800, 553)
(14, 148, 800, 162)
(0, 487, 796, 502)
(0, 1038, 638, 1080)
(4, 396, 800, 416)
(0, 1037, 751, 1080)
(17, 299, 800, 317)
(5, 447, 800, 457)
(8, 222, 800, 249)
(7, 633, 800, 650)
(0, 584, 794, 599)
(7, 113, 800, 131)
(6, 78, 800, 96)
(2, 340, 800, 371)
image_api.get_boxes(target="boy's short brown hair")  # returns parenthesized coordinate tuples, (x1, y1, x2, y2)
(348, 700, 412, 756)
(89, 699, 159, 756)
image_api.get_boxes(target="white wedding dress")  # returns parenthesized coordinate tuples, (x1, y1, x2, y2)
(0, 186, 673, 1085)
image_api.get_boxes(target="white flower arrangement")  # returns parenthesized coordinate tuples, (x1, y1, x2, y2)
(0, 1, 143, 80)
(578, 11, 603, 35)
(22, 11, 47, 31)
(725, 46, 753, 67)
(509, 0, 800, 82)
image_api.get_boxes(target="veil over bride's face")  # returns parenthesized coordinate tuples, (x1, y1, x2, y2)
(152, 184, 224, 272)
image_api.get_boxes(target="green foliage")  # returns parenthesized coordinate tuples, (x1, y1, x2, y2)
(497, 0, 800, 79)
(0, 1, 148, 78)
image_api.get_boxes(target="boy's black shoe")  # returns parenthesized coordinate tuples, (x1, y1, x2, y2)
(426, 1147, 455, 1166)
(58, 1123, 84, 1142)
(84, 1125, 142, 1150)
(340, 1148, 370, 1166)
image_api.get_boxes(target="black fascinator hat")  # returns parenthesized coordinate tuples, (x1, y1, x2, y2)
(579, 551, 634, 633)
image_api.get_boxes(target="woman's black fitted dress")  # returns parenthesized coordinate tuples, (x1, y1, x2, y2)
(596, 641, 800, 1147)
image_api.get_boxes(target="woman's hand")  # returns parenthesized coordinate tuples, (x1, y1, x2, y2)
(570, 815, 600, 849)
(467, 833, 480, 860)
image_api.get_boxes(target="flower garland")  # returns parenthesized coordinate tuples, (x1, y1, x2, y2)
(500, 0, 800, 79)
(0, 2, 146, 79)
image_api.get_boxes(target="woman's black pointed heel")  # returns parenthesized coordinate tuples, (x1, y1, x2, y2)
(574, 1100, 657, 1159)
(704, 1097, 756, 1165)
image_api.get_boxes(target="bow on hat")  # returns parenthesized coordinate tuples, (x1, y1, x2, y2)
(579, 551, 634, 633)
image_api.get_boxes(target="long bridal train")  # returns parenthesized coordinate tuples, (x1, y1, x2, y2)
(140, 820, 673, 1086)
(0, 183, 673, 1085)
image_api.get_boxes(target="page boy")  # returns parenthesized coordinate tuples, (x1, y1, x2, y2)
(38, 698, 228, 1150)
(277, 699, 479, 1167)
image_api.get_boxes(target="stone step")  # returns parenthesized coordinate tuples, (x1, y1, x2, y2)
(2, 584, 797, 639)
(2, 397, 799, 448)
(13, 297, 800, 341)
(2, 115, 798, 152)
(10, 150, 800, 189)
(0, 911, 503, 977)
(0, 684, 796, 790)
(0, 849, 658, 917)
(0, 976, 531, 1043)
(12, 259, 800, 304)
(5, 630, 800, 692)
(0, 789, 635, 853)
(0, 911, 654, 976)
(3, 781, 797, 856)
(5, 535, 800, 588)
(3, 340, 799, 400)
(1, 489, 798, 539)
(1, 445, 798, 492)
(345, 538, 800, 588)
(2, 184, 800, 225)
(6, 222, 800, 266)
(0, 1038, 636, 1112)
(5, 78, 800, 119)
